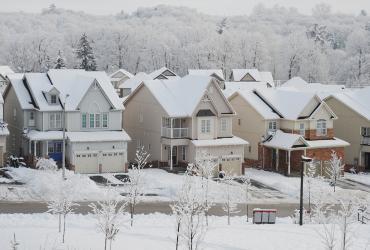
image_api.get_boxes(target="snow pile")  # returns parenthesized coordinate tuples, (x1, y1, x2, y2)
(0, 213, 369, 250)
(6, 167, 108, 201)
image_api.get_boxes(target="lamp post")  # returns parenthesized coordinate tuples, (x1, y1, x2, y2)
(62, 94, 70, 180)
(300, 155, 312, 226)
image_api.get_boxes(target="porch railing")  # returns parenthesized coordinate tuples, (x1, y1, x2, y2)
(161, 127, 188, 138)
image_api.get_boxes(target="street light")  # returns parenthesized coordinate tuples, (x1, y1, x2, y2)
(300, 155, 312, 226)
(62, 94, 70, 180)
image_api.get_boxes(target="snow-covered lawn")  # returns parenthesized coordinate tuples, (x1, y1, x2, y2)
(345, 172, 370, 186)
(246, 168, 368, 202)
(1, 213, 370, 250)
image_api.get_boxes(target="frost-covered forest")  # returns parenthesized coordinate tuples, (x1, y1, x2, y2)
(1, 4, 370, 85)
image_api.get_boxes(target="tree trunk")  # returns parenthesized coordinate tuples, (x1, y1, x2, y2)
(62, 214, 66, 243)
(104, 235, 107, 250)
(59, 214, 61, 233)
(130, 202, 135, 227)
(176, 220, 181, 250)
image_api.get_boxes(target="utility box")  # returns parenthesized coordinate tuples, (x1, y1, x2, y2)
(253, 209, 277, 224)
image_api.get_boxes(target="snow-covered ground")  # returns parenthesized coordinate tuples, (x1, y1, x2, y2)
(1, 213, 370, 250)
(345, 172, 370, 186)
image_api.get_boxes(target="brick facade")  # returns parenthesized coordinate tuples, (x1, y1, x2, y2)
(281, 128, 334, 140)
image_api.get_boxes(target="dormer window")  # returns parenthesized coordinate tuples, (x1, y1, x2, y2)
(50, 95, 57, 104)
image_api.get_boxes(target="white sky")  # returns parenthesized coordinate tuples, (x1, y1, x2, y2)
(1, 0, 369, 16)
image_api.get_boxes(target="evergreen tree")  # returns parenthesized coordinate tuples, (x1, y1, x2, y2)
(54, 50, 66, 69)
(75, 33, 97, 71)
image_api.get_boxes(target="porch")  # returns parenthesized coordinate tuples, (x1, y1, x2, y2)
(161, 117, 189, 139)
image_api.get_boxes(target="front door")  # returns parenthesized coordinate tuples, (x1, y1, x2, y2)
(365, 153, 370, 171)
(271, 149, 277, 171)
(172, 146, 178, 166)
(48, 141, 63, 162)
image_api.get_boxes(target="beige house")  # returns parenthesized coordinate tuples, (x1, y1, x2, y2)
(123, 75, 248, 175)
(230, 69, 274, 88)
(229, 88, 349, 175)
(5, 69, 130, 174)
(325, 87, 370, 171)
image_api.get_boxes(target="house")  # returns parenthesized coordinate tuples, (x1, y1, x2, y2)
(229, 88, 349, 176)
(0, 94, 9, 166)
(325, 87, 370, 172)
(188, 69, 225, 89)
(123, 75, 248, 175)
(4, 69, 130, 174)
(0, 66, 14, 93)
(109, 69, 134, 95)
(149, 67, 179, 80)
(230, 69, 274, 88)
(118, 72, 152, 98)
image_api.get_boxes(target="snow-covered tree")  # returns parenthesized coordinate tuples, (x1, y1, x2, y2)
(127, 146, 150, 227)
(240, 175, 252, 222)
(326, 151, 344, 192)
(36, 157, 58, 171)
(75, 33, 97, 71)
(337, 198, 360, 250)
(54, 50, 67, 69)
(90, 190, 127, 250)
(10, 233, 19, 250)
(305, 160, 318, 214)
(222, 173, 239, 225)
(195, 150, 217, 226)
(171, 165, 209, 250)
(216, 18, 228, 35)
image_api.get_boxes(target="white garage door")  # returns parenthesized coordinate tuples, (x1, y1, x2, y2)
(220, 155, 242, 176)
(100, 151, 125, 173)
(74, 152, 99, 174)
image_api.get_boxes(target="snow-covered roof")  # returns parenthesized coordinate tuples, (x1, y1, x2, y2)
(223, 81, 270, 98)
(191, 136, 248, 147)
(6, 73, 35, 109)
(149, 67, 179, 80)
(255, 88, 319, 120)
(263, 130, 308, 150)
(25, 130, 131, 142)
(306, 138, 350, 149)
(233, 89, 280, 120)
(67, 130, 131, 142)
(144, 75, 213, 117)
(259, 72, 274, 86)
(188, 69, 225, 81)
(281, 77, 308, 88)
(0, 66, 14, 77)
(8, 69, 124, 112)
(232, 69, 261, 81)
(328, 87, 370, 121)
(0, 126, 9, 136)
(110, 69, 134, 81)
(118, 72, 151, 90)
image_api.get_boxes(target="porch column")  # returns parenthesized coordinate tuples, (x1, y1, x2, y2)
(34, 141, 37, 157)
(160, 143, 162, 162)
(28, 140, 31, 154)
(170, 118, 173, 138)
(276, 149, 279, 171)
(262, 146, 265, 169)
(288, 150, 291, 176)
(46, 141, 49, 156)
(170, 144, 173, 170)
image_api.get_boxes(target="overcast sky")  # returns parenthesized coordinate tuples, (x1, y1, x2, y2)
(1, 0, 369, 16)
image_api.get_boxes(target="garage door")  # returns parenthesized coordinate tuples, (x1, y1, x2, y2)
(220, 156, 242, 176)
(100, 151, 125, 173)
(74, 152, 99, 174)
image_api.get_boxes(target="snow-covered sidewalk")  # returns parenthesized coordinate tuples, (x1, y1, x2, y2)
(345, 172, 370, 186)
(1, 213, 370, 250)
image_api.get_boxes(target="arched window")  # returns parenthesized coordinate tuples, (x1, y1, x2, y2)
(316, 119, 327, 136)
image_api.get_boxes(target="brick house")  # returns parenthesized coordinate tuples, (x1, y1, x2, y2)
(229, 88, 349, 176)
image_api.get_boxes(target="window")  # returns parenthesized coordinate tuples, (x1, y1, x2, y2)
(95, 114, 101, 128)
(50, 95, 57, 104)
(102, 113, 108, 128)
(201, 119, 211, 134)
(268, 121, 277, 131)
(249, 146, 252, 153)
(90, 114, 95, 128)
(49, 113, 62, 129)
(82, 113, 87, 128)
(316, 119, 327, 136)
(361, 127, 370, 137)
(238, 118, 241, 126)
(299, 123, 305, 136)
(220, 118, 227, 133)
(29, 111, 35, 126)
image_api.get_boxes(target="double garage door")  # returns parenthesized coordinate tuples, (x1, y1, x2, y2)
(74, 151, 125, 174)
(220, 155, 242, 176)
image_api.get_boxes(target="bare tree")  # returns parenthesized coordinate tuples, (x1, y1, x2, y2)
(327, 151, 344, 192)
(127, 146, 150, 227)
(222, 173, 239, 225)
(305, 160, 318, 215)
(90, 190, 127, 250)
(240, 175, 252, 222)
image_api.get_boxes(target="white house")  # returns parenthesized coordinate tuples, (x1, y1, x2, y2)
(230, 69, 274, 87)
(149, 67, 179, 80)
(0, 66, 14, 93)
(4, 69, 130, 174)
(123, 75, 248, 175)
(188, 69, 225, 88)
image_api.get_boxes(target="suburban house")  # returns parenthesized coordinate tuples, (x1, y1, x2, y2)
(325, 87, 370, 172)
(0, 66, 14, 93)
(118, 72, 152, 98)
(149, 67, 179, 80)
(188, 69, 225, 89)
(109, 69, 134, 96)
(229, 88, 349, 176)
(230, 69, 275, 88)
(4, 69, 131, 174)
(123, 75, 248, 175)
(0, 94, 9, 166)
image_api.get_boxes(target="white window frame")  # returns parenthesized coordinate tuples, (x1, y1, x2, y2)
(50, 94, 57, 104)
(95, 113, 101, 128)
(182, 146, 186, 161)
(316, 119, 327, 136)
(102, 113, 108, 128)
(361, 127, 370, 137)
(299, 123, 305, 136)
(220, 118, 227, 133)
(29, 111, 35, 126)
(268, 121, 277, 131)
(201, 119, 211, 134)
(49, 113, 62, 129)
(81, 113, 87, 128)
